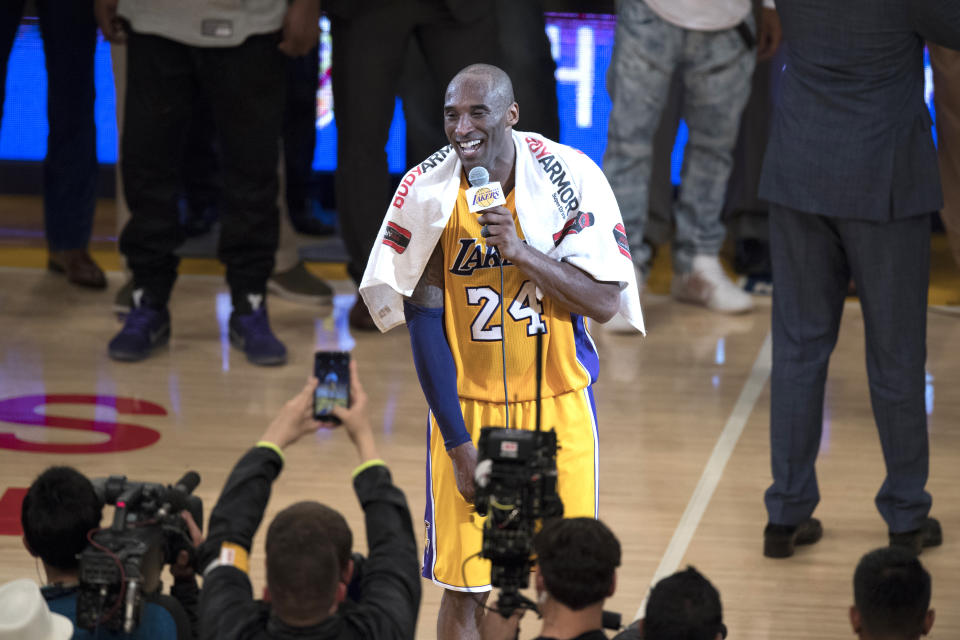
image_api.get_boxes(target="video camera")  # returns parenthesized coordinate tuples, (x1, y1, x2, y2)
(474, 425, 563, 616)
(472, 326, 564, 617)
(77, 472, 202, 634)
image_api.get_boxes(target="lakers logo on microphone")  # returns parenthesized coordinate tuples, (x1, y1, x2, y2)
(472, 185, 503, 209)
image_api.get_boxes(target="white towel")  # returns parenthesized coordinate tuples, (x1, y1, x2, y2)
(359, 130, 645, 334)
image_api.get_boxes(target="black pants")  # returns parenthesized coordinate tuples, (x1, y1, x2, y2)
(181, 44, 319, 220)
(283, 43, 319, 212)
(0, 0, 97, 252)
(331, 0, 500, 284)
(120, 31, 285, 308)
(400, 0, 559, 170)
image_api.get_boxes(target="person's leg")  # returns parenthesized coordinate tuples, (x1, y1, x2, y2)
(764, 205, 848, 530)
(37, 0, 104, 287)
(267, 147, 334, 308)
(331, 7, 414, 286)
(119, 32, 193, 308)
(405, 2, 503, 195)
(930, 44, 960, 273)
(0, 1, 28, 118)
(180, 85, 221, 237)
(284, 43, 331, 235)
(400, 38, 447, 169)
(727, 48, 779, 281)
(669, 19, 755, 312)
(438, 591, 489, 640)
(411, 6, 502, 155)
(601, 0, 681, 281)
(425, 399, 493, 640)
(198, 34, 287, 365)
(493, 0, 558, 140)
(110, 32, 193, 361)
(273, 149, 299, 274)
(110, 42, 130, 246)
(646, 71, 682, 257)
(198, 35, 284, 309)
(840, 215, 934, 536)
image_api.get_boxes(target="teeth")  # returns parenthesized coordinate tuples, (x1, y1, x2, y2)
(460, 140, 481, 149)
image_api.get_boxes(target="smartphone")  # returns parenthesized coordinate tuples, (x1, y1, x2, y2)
(313, 351, 351, 423)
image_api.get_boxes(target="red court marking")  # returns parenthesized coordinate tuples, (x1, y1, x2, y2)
(0, 394, 164, 453)
(0, 488, 27, 536)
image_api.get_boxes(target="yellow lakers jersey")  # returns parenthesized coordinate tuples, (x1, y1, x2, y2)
(441, 175, 599, 403)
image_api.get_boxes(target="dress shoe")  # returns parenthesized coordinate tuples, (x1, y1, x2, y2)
(763, 518, 823, 558)
(48, 249, 107, 289)
(349, 296, 379, 332)
(889, 517, 942, 555)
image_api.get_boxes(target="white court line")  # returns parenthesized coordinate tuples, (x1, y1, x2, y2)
(634, 331, 772, 621)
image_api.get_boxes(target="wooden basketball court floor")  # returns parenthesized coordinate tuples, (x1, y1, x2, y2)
(1, 198, 959, 639)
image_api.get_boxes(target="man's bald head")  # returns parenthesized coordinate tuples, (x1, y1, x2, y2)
(443, 63, 519, 178)
(446, 64, 516, 113)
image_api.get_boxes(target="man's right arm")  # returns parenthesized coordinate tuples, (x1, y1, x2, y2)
(327, 364, 420, 638)
(404, 244, 478, 502)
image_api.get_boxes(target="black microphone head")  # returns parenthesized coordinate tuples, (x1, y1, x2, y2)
(468, 166, 489, 187)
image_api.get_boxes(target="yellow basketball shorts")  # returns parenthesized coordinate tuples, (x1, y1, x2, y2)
(421, 387, 599, 591)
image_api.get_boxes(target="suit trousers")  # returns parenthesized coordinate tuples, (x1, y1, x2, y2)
(930, 44, 960, 271)
(764, 204, 932, 533)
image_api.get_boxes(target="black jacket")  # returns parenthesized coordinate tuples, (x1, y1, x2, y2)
(198, 447, 421, 639)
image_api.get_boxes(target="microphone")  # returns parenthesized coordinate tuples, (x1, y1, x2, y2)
(468, 165, 489, 187)
(465, 165, 506, 215)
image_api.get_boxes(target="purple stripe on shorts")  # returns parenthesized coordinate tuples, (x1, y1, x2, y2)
(422, 410, 435, 580)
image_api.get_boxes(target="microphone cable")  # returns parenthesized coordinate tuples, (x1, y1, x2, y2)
(498, 259, 510, 428)
(468, 165, 511, 428)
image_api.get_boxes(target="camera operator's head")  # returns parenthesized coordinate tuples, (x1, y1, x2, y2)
(533, 517, 620, 616)
(850, 547, 934, 640)
(265, 501, 352, 626)
(20, 467, 101, 582)
(642, 566, 725, 640)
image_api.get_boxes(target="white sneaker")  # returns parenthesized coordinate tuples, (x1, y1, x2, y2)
(671, 255, 754, 314)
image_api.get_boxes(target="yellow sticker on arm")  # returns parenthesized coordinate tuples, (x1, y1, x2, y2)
(218, 542, 250, 574)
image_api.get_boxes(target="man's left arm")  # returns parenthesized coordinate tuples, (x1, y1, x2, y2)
(478, 207, 620, 322)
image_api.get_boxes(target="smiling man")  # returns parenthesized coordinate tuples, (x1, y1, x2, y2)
(359, 64, 643, 640)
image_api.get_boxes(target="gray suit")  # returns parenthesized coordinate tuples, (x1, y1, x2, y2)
(759, 0, 960, 533)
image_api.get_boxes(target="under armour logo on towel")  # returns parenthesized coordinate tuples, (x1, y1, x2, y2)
(247, 293, 263, 311)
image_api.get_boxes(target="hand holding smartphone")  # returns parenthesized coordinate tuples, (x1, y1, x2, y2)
(313, 351, 351, 424)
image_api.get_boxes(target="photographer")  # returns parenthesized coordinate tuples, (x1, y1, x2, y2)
(20, 466, 195, 639)
(197, 362, 420, 639)
(481, 518, 621, 640)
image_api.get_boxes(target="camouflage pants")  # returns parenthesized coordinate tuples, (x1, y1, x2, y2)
(603, 0, 756, 276)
